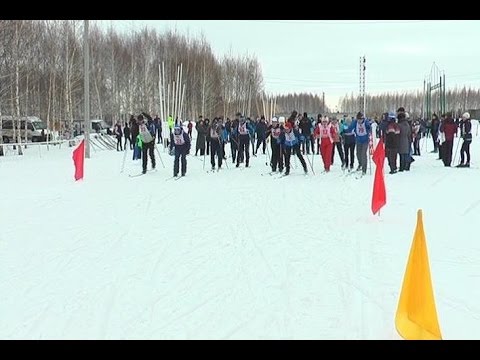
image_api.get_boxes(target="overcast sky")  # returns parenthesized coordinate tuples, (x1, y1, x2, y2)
(97, 20, 480, 110)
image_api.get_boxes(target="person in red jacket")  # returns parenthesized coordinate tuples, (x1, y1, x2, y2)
(315, 116, 336, 172)
(439, 113, 458, 167)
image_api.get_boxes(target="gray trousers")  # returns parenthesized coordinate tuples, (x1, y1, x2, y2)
(356, 142, 369, 173)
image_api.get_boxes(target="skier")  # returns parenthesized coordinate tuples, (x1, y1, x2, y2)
(138, 112, 156, 174)
(195, 118, 207, 156)
(330, 117, 345, 168)
(230, 113, 240, 164)
(266, 117, 284, 173)
(169, 125, 191, 177)
(344, 112, 372, 175)
(208, 118, 224, 170)
(315, 116, 336, 172)
(254, 116, 267, 156)
(299, 112, 312, 155)
(341, 116, 356, 171)
(236, 116, 252, 168)
(277, 122, 307, 176)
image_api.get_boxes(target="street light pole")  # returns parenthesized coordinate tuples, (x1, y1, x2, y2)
(84, 20, 90, 158)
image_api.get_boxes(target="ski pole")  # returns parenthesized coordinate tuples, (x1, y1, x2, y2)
(154, 142, 166, 168)
(120, 145, 128, 173)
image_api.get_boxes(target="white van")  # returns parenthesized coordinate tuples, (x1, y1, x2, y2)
(0, 116, 50, 143)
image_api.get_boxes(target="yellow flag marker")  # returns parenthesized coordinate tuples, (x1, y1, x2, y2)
(395, 209, 442, 340)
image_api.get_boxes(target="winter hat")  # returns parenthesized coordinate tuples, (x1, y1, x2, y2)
(271, 117, 278, 123)
(462, 112, 471, 119)
(278, 116, 286, 124)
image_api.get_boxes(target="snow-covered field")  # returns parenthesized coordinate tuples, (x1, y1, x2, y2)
(1, 127, 480, 339)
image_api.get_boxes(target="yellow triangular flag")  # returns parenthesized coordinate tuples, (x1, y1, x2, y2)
(395, 209, 442, 340)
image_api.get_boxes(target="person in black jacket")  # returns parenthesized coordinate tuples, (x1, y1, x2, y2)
(114, 121, 123, 151)
(153, 115, 163, 144)
(205, 118, 211, 155)
(254, 116, 267, 155)
(299, 112, 312, 155)
(431, 113, 440, 153)
(123, 122, 131, 150)
(129, 114, 139, 151)
(384, 113, 400, 174)
(170, 125, 191, 177)
(207, 118, 224, 170)
(457, 112, 472, 167)
(266, 117, 284, 172)
(138, 112, 156, 174)
(230, 115, 240, 163)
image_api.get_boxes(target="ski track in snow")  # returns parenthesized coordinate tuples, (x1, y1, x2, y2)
(1, 133, 480, 339)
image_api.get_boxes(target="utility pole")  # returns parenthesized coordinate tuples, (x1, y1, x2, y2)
(322, 92, 325, 114)
(84, 20, 90, 158)
(359, 56, 366, 115)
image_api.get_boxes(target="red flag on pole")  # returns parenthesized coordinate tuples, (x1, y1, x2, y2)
(72, 139, 85, 181)
(371, 139, 386, 215)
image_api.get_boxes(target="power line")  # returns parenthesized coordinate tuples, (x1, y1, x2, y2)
(251, 20, 442, 25)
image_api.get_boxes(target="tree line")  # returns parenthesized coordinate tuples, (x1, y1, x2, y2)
(339, 86, 480, 119)
(0, 20, 266, 134)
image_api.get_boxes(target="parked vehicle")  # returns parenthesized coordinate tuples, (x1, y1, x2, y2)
(0, 116, 51, 143)
(73, 119, 108, 135)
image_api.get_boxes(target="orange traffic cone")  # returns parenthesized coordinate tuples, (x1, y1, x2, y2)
(395, 210, 442, 340)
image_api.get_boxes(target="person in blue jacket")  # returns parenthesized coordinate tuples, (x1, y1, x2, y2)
(277, 122, 308, 176)
(344, 112, 372, 175)
(169, 125, 191, 177)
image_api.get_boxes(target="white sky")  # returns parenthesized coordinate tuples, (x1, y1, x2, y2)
(97, 20, 480, 110)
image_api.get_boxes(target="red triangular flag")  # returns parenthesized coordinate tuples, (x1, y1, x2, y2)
(72, 139, 85, 181)
(371, 139, 386, 215)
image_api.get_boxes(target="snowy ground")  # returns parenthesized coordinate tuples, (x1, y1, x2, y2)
(1, 126, 480, 339)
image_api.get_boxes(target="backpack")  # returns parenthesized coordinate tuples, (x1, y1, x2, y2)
(174, 133, 185, 145)
(139, 123, 154, 143)
(238, 122, 248, 135)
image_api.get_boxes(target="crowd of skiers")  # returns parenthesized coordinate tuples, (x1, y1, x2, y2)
(114, 107, 473, 177)
(192, 111, 373, 176)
